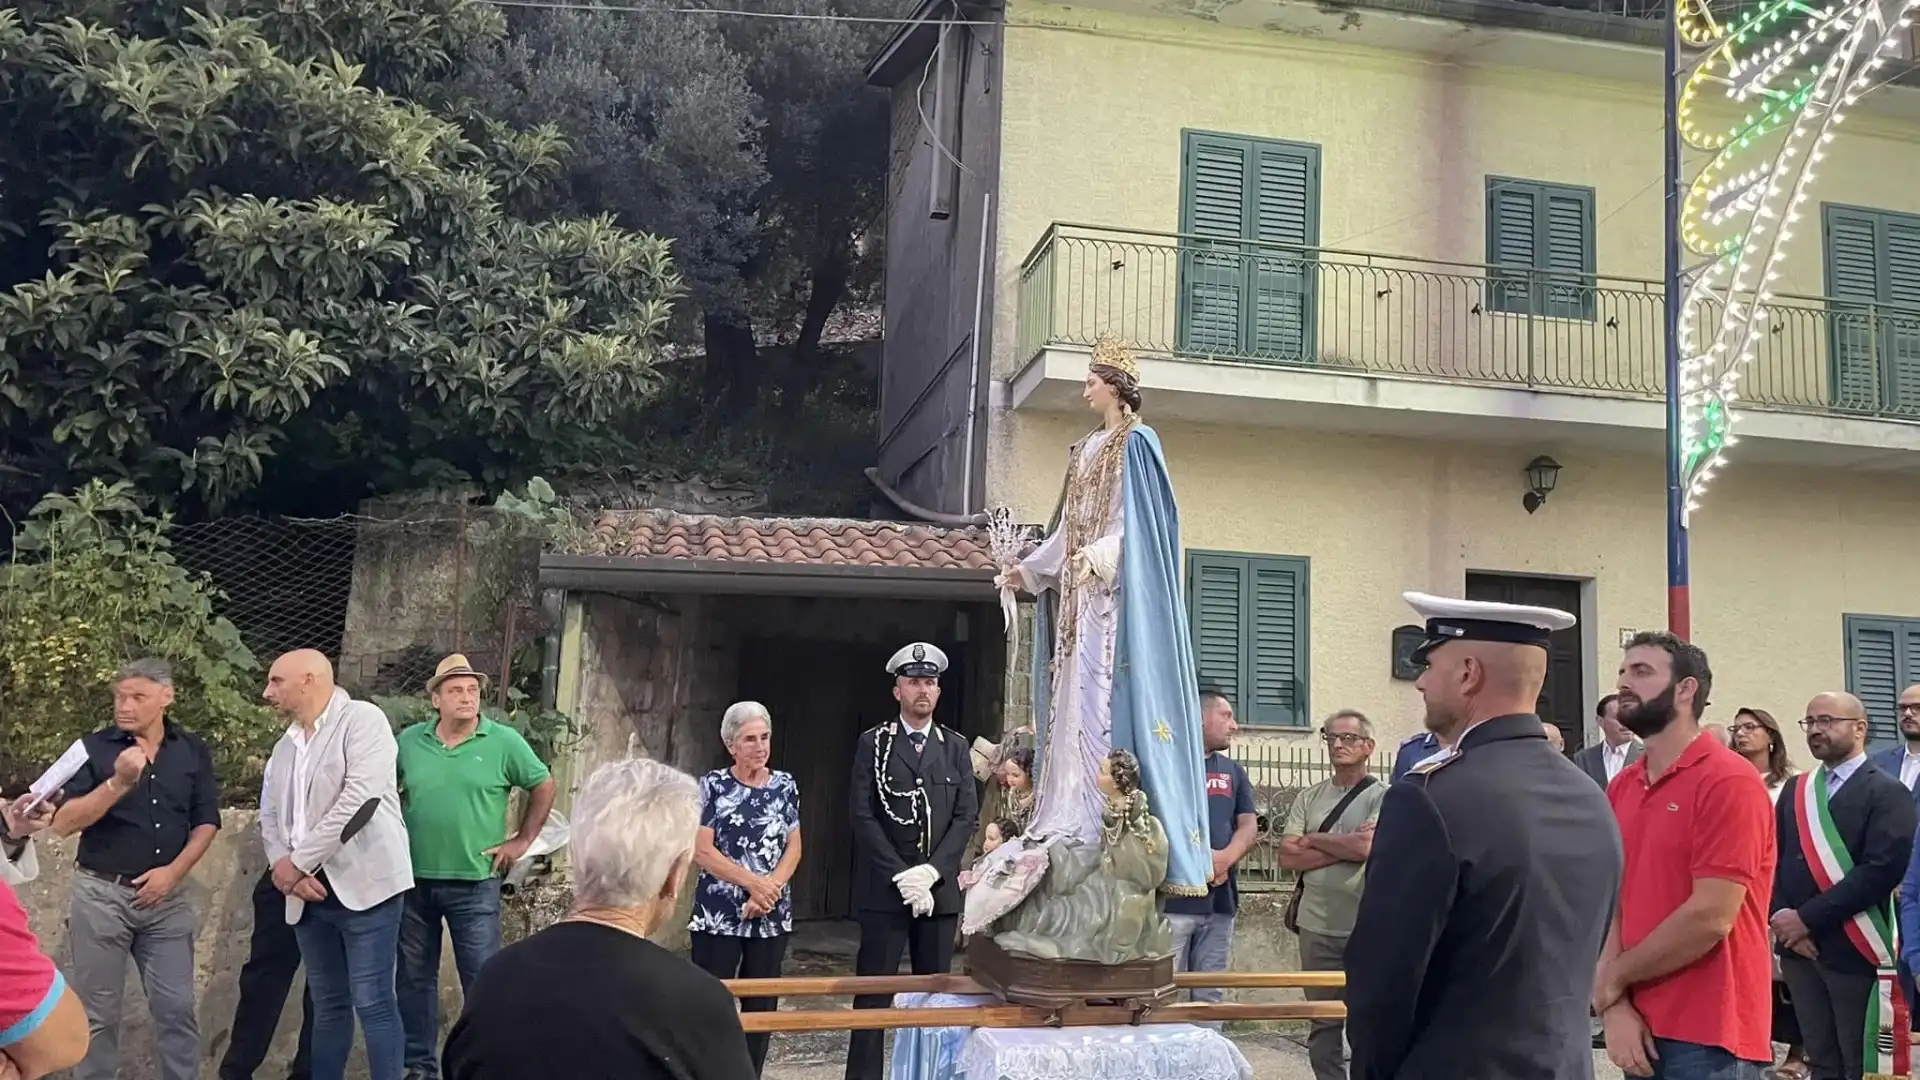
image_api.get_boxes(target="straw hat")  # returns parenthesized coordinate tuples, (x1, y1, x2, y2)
(426, 653, 490, 694)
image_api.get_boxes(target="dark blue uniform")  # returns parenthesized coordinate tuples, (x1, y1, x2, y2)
(1345, 714, 1624, 1080)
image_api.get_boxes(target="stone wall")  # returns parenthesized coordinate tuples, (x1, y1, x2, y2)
(14, 813, 542, 1080)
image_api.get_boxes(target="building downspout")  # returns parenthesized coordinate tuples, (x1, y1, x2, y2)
(866, 468, 988, 527)
(962, 189, 992, 515)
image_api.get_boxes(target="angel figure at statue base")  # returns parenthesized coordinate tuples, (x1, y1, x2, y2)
(961, 334, 1210, 962)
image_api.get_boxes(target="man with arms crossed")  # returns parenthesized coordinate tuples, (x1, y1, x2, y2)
(1593, 632, 1775, 1079)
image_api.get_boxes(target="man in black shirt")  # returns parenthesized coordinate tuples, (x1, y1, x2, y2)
(50, 657, 221, 1080)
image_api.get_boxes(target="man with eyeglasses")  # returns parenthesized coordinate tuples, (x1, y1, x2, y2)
(1279, 708, 1383, 1080)
(1774, 693, 1914, 1080)
(1867, 685, 1920, 793)
(1161, 691, 1257, 1020)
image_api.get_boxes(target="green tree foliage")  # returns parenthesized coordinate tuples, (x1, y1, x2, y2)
(453, 0, 892, 414)
(0, 480, 275, 796)
(0, 0, 685, 519)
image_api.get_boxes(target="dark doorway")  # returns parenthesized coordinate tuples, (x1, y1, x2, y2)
(1465, 573, 1585, 753)
(737, 637, 971, 921)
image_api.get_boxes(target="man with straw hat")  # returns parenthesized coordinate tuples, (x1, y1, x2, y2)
(394, 654, 557, 1080)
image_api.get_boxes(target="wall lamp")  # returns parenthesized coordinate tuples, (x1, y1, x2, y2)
(1522, 455, 1562, 514)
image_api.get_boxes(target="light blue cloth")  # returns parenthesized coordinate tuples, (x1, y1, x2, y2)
(1029, 424, 1210, 896)
(887, 993, 997, 1080)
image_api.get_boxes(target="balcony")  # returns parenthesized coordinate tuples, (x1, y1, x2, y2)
(1010, 224, 1920, 467)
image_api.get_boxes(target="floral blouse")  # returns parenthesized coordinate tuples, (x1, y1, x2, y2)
(689, 768, 800, 938)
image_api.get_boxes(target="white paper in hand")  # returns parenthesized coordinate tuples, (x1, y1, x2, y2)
(19, 740, 88, 814)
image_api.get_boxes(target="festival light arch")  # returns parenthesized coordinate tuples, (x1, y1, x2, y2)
(1673, 0, 1917, 523)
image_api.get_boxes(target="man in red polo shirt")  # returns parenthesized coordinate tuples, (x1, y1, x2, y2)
(1593, 631, 1774, 1080)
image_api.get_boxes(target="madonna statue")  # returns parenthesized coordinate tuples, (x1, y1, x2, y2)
(962, 335, 1210, 954)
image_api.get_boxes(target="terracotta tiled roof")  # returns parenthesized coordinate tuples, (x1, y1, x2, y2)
(575, 510, 995, 570)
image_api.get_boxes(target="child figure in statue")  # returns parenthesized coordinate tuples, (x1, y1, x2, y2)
(991, 750, 1171, 964)
(963, 334, 1210, 958)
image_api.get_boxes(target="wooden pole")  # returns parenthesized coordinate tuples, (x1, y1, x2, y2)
(738, 1000, 1347, 1034)
(723, 971, 1344, 998)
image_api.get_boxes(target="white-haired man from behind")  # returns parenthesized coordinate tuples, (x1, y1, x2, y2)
(443, 758, 757, 1080)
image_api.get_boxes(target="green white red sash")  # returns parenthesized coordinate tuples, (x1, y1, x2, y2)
(1796, 769, 1909, 1080)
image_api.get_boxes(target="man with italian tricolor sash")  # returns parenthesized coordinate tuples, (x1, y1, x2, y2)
(1774, 692, 1916, 1080)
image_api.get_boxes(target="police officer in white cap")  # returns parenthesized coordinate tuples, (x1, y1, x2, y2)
(844, 642, 978, 1080)
(1344, 593, 1624, 1080)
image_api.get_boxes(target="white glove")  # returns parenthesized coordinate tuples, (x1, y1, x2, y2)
(892, 864, 940, 914)
(909, 889, 934, 918)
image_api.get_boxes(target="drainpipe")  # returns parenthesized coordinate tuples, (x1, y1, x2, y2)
(866, 468, 988, 527)
(962, 190, 993, 515)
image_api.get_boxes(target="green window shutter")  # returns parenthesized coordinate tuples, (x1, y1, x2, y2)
(1845, 615, 1906, 749)
(1486, 180, 1539, 316)
(1486, 178, 1595, 320)
(1826, 205, 1884, 410)
(1884, 215, 1920, 412)
(1181, 134, 1250, 355)
(1186, 551, 1309, 729)
(1247, 142, 1317, 360)
(1178, 131, 1320, 361)
(1246, 557, 1308, 728)
(1541, 186, 1596, 321)
(1187, 552, 1246, 707)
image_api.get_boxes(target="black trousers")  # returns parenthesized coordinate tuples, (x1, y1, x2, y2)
(843, 910, 957, 1080)
(1782, 953, 1873, 1080)
(218, 870, 314, 1080)
(690, 931, 790, 1077)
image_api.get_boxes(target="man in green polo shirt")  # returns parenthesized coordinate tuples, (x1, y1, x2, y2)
(395, 654, 556, 1080)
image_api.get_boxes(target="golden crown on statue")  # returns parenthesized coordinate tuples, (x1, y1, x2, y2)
(1089, 333, 1140, 382)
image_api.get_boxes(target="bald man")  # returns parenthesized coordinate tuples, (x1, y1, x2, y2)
(259, 650, 414, 1080)
(1774, 691, 1915, 1080)
(1593, 632, 1776, 1078)
(1345, 595, 1621, 1080)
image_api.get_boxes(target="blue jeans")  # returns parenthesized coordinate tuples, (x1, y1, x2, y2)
(398, 879, 503, 1077)
(1644, 1039, 1769, 1080)
(295, 893, 405, 1080)
(1165, 912, 1235, 1006)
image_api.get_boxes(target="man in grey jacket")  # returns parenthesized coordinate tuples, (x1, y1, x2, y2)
(1571, 694, 1641, 790)
(261, 650, 413, 1080)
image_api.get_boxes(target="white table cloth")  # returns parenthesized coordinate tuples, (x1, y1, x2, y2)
(884, 992, 1251, 1080)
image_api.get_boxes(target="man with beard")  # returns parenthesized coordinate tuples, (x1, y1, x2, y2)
(844, 642, 976, 1080)
(1867, 684, 1920, 793)
(1774, 692, 1913, 1080)
(1345, 593, 1621, 1080)
(1593, 631, 1776, 1080)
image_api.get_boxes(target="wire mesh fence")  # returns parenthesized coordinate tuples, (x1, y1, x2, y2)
(1229, 740, 1396, 891)
(168, 506, 548, 705)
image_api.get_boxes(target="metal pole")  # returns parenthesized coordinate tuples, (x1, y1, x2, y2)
(1663, 0, 1691, 639)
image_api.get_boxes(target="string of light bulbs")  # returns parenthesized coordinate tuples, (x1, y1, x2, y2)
(1673, 0, 1918, 525)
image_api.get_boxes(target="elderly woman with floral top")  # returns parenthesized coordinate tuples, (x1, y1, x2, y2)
(689, 701, 803, 1077)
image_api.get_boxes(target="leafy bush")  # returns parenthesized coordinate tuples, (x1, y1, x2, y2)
(0, 482, 277, 798)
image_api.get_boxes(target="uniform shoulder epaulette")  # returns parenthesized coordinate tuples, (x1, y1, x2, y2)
(1399, 731, 1433, 747)
(1409, 748, 1460, 776)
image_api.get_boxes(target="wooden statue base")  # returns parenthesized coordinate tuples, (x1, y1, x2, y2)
(964, 935, 1177, 1016)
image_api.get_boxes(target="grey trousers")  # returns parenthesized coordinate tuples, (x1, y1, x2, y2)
(1298, 928, 1350, 1080)
(67, 871, 201, 1080)
(1781, 953, 1873, 1080)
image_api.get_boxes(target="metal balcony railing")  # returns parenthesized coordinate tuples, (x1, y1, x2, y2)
(1015, 224, 1920, 421)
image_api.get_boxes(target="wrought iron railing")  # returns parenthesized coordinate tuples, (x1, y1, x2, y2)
(1016, 223, 1920, 421)
(1227, 740, 1396, 891)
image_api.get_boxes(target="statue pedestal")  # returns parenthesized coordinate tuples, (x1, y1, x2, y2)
(965, 935, 1176, 1012)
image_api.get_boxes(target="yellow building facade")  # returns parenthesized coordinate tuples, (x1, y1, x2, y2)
(869, 0, 1920, 756)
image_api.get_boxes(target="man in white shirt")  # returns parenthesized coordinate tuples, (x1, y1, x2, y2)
(1868, 684, 1920, 790)
(1571, 694, 1641, 790)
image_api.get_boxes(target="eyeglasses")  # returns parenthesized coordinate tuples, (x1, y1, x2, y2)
(1321, 731, 1372, 746)
(1728, 721, 1764, 735)
(1799, 714, 1866, 730)
(1900, 704, 1920, 715)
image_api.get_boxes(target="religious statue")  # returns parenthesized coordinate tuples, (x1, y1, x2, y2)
(962, 334, 1209, 965)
